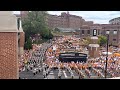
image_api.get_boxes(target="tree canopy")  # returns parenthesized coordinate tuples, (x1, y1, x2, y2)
(98, 35, 107, 46)
(22, 11, 53, 50)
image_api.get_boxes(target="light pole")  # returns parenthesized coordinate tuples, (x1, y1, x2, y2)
(105, 30, 109, 78)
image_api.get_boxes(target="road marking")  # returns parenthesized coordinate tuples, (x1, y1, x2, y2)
(49, 71, 54, 74)
(47, 75, 55, 79)
(63, 71, 67, 78)
(51, 71, 53, 72)
(50, 72, 54, 74)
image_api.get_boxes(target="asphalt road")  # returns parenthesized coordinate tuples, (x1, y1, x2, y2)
(19, 40, 111, 79)
(19, 41, 52, 79)
(20, 66, 87, 79)
(20, 66, 112, 79)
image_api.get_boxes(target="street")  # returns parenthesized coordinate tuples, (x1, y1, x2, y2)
(19, 36, 114, 79)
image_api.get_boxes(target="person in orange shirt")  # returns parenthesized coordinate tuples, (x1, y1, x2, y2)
(82, 64, 85, 69)
(85, 63, 88, 69)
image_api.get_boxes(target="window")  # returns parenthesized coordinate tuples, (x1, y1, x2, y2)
(17, 18, 20, 30)
(18, 32, 20, 35)
(106, 30, 110, 34)
(18, 38, 20, 47)
(93, 29, 97, 36)
(98, 30, 99, 35)
(82, 30, 84, 34)
(113, 39, 116, 41)
(87, 30, 90, 34)
(113, 30, 117, 34)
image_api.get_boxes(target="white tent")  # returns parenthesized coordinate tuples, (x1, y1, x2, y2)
(102, 52, 112, 55)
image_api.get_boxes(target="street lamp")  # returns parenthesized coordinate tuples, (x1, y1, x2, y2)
(105, 30, 109, 78)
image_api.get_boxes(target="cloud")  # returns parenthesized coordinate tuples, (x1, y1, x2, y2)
(48, 11, 120, 24)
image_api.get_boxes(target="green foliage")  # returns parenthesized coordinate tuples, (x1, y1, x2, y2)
(22, 11, 47, 39)
(32, 39, 48, 44)
(82, 36, 91, 45)
(24, 38, 32, 50)
(41, 27, 53, 39)
(85, 37, 91, 45)
(22, 11, 53, 50)
(98, 35, 107, 46)
(54, 28, 60, 32)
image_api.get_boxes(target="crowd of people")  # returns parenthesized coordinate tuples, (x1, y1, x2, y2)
(19, 50, 33, 72)
(44, 36, 120, 79)
(19, 35, 120, 79)
(19, 42, 52, 76)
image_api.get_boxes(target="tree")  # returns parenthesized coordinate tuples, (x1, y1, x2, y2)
(41, 27, 53, 39)
(86, 36, 91, 44)
(82, 36, 91, 46)
(24, 38, 32, 50)
(98, 35, 107, 46)
(22, 11, 53, 49)
(22, 11, 48, 38)
(54, 28, 60, 32)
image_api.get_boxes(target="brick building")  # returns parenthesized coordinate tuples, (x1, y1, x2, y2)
(80, 24, 120, 46)
(109, 17, 120, 25)
(46, 14, 62, 29)
(101, 24, 120, 46)
(20, 11, 93, 29)
(88, 37, 100, 58)
(83, 21, 94, 26)
(46, 12, 93, 29)
(80, 24, 102, 38)
(20, 11, 120, 46)
(0, 11, 24, 79)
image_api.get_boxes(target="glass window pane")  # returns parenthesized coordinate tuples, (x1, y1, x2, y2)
(113, 30, 117, 34)
(106, 30, 110, 34)
(82, 30, 84, 34)
(93, 29, 97, 36)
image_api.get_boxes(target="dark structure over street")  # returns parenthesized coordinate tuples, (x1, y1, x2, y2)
(59, 52, 87, 63)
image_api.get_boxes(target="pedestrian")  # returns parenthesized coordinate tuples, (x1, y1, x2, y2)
(33, 71, 36, 75)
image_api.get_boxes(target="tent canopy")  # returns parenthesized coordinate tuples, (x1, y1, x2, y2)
(102, 52, 112, 55)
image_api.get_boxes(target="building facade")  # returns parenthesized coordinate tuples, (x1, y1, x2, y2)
(0, 11, 24, 79)
(79, 24, 102, 38)
(101, 24, 120, 46)
(80, 24, 120, 46)
(46, 12, 94, 29)
(109, 17, 120, 25)
(20, 11, 120, 46)
(20, 11, 94, 29)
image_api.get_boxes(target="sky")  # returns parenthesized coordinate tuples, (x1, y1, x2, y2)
(13, 11, 120, 24)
